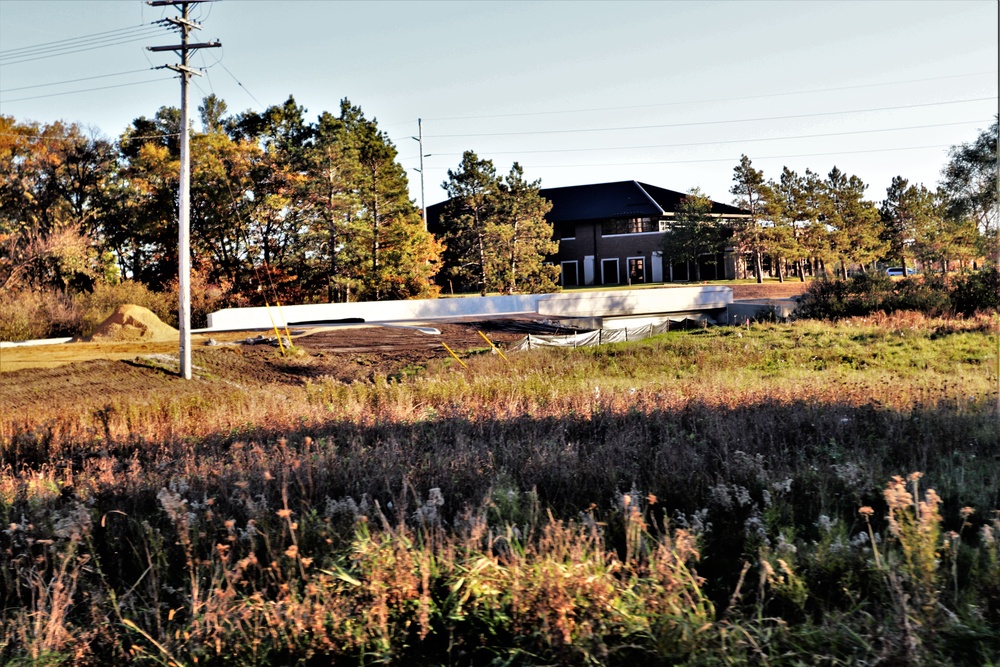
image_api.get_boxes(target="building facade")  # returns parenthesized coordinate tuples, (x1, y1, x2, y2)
(428, 180, 749, 288)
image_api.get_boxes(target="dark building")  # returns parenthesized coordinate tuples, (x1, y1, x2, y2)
(427, 180, 749, 287)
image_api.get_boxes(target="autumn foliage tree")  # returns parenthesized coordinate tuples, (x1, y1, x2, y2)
(0, 116, 114, 292)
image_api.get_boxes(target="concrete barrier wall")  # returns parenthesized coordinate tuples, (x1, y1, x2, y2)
(206, 293, 544, 330)
(536, 286, 731, 317)
(205, 286, 735, 331)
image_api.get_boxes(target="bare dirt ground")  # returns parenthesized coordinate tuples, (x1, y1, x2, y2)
(0, 283, 807, 411)
(730, 281, 809, 301)
(0, 322, 532, 414)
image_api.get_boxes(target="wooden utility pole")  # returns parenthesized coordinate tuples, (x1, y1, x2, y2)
(147, 0, 220, 379)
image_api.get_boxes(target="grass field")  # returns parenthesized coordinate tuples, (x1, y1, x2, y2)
(1, 311, 998, 666)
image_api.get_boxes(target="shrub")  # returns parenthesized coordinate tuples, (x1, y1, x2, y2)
(0, 288, 81, 341)
(950, 267, 999, 316)
(164, 262, 238, 328)
(796, 269, 1000, 320)
(796, 272, 896, 320)
(893, 274, 951, 315)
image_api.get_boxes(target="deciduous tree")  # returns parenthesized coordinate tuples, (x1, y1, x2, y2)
(661, 188, 723, 282)
(0, 116, 113, 291)
(941, 117, 998, 262)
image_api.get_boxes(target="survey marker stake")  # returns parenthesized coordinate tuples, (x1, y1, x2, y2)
(440, 342, 468, 369)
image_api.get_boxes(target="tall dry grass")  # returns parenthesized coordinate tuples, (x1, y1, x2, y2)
(1, 313, 998, 664)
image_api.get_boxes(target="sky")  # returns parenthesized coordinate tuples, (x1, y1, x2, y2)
(1, 0, 997, 210)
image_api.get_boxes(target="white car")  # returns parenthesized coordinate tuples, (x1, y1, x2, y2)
(885, 267, 916, 276)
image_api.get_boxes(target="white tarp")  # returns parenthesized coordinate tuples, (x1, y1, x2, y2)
(508, 320, 710, 351)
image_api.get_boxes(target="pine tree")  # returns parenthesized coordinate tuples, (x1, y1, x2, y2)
(440, 153, 558, 294)
(796, 169, 832, 278)
(820, 167, 885, 278)
(440, 151, 499, 294)
(880, 176, 937, 275)
(299, 110, 359, 303)
(911, 188, 980, 274)
(339, 100, 439, 301)
(491, 164, 558, 294)
(730, 155, 769, 283)
(764, 168, 808, 283)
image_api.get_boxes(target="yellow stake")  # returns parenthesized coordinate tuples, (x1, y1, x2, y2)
(440, 342, 468, 369)
(264, 302, 286, 356)
(477, 330, 510, 363)
(276, 301, 294, 345)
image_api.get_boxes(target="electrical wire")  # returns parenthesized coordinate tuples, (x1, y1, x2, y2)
(216, 57, 266, 111)
(423, 97, 998, 139)
(420, 70, 999, 122)
(0, 30, 177, 67)
(397, 119, 992, 161)
(0, 68, 155, 93)
(0, 77, 175, 104)
(0, 22, 168, 57)
(0, 28, 168, 63)
(505, 144, 955, 170)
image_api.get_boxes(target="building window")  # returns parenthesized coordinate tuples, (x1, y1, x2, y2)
(601, 258, 620, 285)
(601, 217, 658, 235)
(628, 257, 646, 284)
(559, 225, 576, 240)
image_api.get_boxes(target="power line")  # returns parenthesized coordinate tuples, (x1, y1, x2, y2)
(421, 71, 999, 122)
(0, 26, 163, 64)
(216, 58, 265, 110)
(0, 68, 155, 93)
(512, 144, 954, 170)
(0, 21, 167, 57)
(0, 77, 175, 104)
(0, 30, 174, 67)
(424, 97, 998, 139)
(398, 119, 991, 160)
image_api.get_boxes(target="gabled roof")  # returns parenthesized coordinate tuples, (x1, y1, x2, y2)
(426, 179, 748, 233)
(540, 181, 748, 221)
(539, 181, 664, 221)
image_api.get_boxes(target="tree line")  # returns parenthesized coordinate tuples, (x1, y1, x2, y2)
(0, 95, 565, 309)
(666, 118, 997, 283)
(1, 96, 445, 305)
(1, 96, 995, 315)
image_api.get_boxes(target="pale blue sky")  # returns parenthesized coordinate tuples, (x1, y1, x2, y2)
(1, 0, 997, 208)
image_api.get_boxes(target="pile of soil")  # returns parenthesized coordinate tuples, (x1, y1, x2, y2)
(731, 282, 809, 301)
(89, 305, 178, 343)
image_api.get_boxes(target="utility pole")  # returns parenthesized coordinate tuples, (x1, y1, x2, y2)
(412, 119, 429, 231)
(147, 0, 220, 380)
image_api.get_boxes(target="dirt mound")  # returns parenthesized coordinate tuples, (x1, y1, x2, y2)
(89, 305, 178, 342)
(731, 282, 809, 301)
